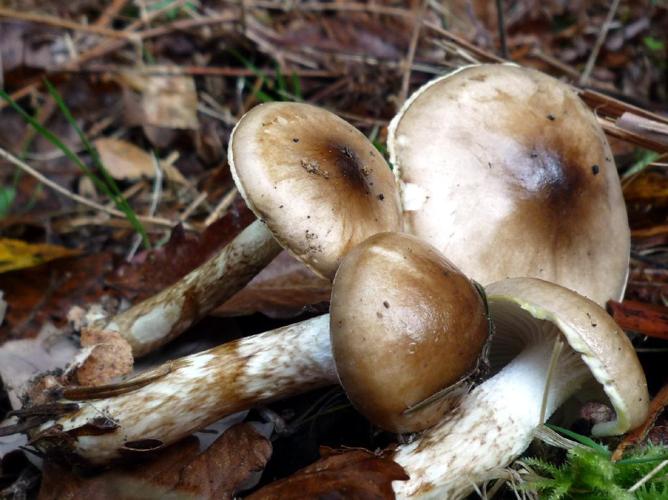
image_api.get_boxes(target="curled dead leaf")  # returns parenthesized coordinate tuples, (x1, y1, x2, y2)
(248, 447, 408, 500)
(94, 138, 187, 183)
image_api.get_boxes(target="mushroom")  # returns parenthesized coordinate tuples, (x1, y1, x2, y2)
(330, 232, 489, 432)
(92, 102, 401, 357)
(31, 232, 490, 461)
(388, 64, 630, 306)
(392, 278, 649, 498)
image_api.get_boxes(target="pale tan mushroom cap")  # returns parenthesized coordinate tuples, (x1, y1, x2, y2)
(486, 277, 648, 436)
(330, 232, 489, 433)
(229, 102, 402, 279)
(388, 64, 630, 306)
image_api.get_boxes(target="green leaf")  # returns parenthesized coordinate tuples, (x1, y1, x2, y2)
(643, 36, 665, 53)
(0, 186, 16, 218)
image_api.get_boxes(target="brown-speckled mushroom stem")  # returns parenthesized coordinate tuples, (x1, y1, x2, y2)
(91, 219, 282, 357)
(32, 279, 648, 499)
(35, 314, 335, 464)
(391, 278, 648, 499)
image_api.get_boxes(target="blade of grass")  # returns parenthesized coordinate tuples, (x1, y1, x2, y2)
(43, 80, 150, 248)
(546, 424, 611, 456)
(290, 71, 303, 100)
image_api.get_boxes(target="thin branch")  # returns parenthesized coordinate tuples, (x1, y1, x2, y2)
(93, 0, 130, 28)
(0, 7, 135, 39)
(579, 0, 621, 86)
(397, 0, 428, 109)
(0, 146, 179, 229)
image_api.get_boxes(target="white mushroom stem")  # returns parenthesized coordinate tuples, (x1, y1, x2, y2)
(39, 315, 330, 459)
(391, 329, 587, 499)
(390, 278, 649, 499)
(94, 220, 281, 356)
(39, 314, 334, 463)
(34, 279, 647, 499)
(34, 314, 595, 498)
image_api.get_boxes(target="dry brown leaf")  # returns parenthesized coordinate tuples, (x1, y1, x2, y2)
(624, 171, 668, 202)
(94, 138, 157, 181)
(217, 251, 332, 318)
(38, 423, 272, 500)
(248, 447, 408, 500)
(94, 138, 187, 183)
(142, 73, 199, 130)
(607, 299, 668, 340)
(0, 253, 113, 342)
(74, 329, 134, 386)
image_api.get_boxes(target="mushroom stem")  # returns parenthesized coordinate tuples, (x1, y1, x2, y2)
(392, 335, 587, 499)
(37, 314, 335, 463)
(94, 219, 282, 356)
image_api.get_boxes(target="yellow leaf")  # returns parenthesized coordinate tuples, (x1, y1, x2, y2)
(0, 238, 81, 274)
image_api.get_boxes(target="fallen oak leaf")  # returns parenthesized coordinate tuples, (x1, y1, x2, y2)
(38, 423, 272, 500)
(248, 447, 408, 500)
(0, 238, 80, 274)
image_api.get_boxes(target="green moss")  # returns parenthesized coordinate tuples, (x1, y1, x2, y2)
(522, 445, 668, 499)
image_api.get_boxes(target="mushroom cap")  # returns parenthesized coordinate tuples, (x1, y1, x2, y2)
(330, 232, 489, 433)
(388, 64, 630, 306)
(229, 102, 402, 279)
(486, 277, 648, 436)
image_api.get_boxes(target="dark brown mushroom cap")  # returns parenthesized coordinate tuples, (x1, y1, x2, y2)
(388, 64, 630, 306)
(229, 102, 402, 279)
(330, 232, 489, 433)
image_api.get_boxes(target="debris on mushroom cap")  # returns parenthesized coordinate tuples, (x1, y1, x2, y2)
(388, 64, 630, 306)
(485, 277, 649, 436)
(330, 232, 490, 433)
(229, 102, 402, 279)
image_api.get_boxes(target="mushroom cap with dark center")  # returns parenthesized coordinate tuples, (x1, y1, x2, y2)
(330, 232, 490, 433)
(388, 64, 630, 306)
(230, 102, 402, 279)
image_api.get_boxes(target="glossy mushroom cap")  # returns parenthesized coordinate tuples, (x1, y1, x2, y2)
(388, 64, 630, 306)
(229, 102, 402, 279)
(330, 232, 490, 433)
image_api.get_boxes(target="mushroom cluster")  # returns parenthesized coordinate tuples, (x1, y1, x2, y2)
(25, 64, 649, 498)
(90, 102, 402, 357)
(33, 232, 491, 461)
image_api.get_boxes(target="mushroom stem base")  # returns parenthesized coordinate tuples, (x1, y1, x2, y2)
(392, 339, 587, 499)
(37, 314, 335, 464)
